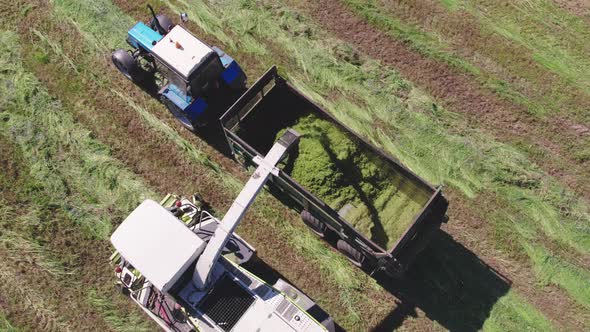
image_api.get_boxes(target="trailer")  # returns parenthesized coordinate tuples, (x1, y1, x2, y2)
(220, 67, 449, 277)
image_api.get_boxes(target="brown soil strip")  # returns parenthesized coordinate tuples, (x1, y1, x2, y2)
(295, 0, 590, 201)
(552, 0, 590, 21)
(377, 0, 590, 122)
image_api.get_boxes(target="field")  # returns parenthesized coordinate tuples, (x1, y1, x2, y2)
(0, 0, 589, 331)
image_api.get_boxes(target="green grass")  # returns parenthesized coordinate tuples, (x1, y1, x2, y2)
(32, 28, 78, 72)
(0, 229, 72, 277)
(338, 0, 590, 153)
(525, 243, 590, 311)
(482, 292, 556, 332)
(449, 0, 590, 97)
(439, 0, 461, 10)
(88, 290, 151, 332)
(0, 29, 154, 331)
(342, 0, 481, 76)
(0, 27, 152, 239)
(112, 90, 227, 177)
(0, 313, 20, 332)
(340, 0, 554, 117)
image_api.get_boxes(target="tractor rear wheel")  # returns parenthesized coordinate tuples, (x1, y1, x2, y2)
(161, 96, 195, 131)
(152, 14, 174, 33)
(112, 49, 137, 81)
(336, 239, 365, 267)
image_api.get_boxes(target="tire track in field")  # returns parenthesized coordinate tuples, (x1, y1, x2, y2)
(298, 0, 590, 202)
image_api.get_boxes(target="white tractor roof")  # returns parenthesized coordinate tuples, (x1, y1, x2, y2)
(151, 25, 213, 79)
(110, 199, 206, 292)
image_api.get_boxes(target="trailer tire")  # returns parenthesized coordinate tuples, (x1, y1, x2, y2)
(301, 210, 326, 238)
(112, 49, 137, 81)
(161, 96, 195, 131)
(336, 239, 365, 267)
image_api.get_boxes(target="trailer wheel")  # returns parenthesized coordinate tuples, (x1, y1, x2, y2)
(336, 240, 365, 267)
(112, 49, 137, 81)
(161, 96, 195, 131)
(301, 210, 326, 238)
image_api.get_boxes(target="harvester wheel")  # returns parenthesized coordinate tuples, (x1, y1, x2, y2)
(336, 239, 365, 268)
(161, 96, 195, 131)
(152, 14, 174, 33)
(112, 49, 137, 81)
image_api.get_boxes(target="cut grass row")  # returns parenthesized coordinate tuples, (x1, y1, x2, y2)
(0, 313, 20, 332)
(333, 0, 590, 195)
(343, 0, 590, 121)
(0, 29, 154, 331)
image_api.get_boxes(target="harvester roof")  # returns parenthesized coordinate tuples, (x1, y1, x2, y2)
(110, 199, 206, 292)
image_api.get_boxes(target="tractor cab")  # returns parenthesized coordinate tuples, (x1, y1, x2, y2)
(112, 6, 246, 131)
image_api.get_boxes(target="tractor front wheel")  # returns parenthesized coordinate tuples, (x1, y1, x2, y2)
(161, 96, 195, 131)
(112, 49, 137, 81)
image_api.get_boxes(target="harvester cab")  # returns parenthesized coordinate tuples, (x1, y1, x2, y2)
(109, 130, 335, 332)
(112, 5, 246, 131)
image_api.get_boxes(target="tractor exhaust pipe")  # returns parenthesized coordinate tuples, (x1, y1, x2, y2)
(147, 4, 166, 35)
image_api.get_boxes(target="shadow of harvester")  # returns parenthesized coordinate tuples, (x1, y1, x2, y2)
(372, 230, 511, 332)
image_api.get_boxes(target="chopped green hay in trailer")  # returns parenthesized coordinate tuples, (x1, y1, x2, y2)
(276, 114, 431, 249)
(223, 68, 447, 275)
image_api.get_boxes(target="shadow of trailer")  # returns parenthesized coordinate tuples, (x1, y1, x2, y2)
(220, 66, 448, 277)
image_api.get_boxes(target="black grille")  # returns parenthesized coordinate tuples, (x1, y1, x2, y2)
(200, 275, 254, 331)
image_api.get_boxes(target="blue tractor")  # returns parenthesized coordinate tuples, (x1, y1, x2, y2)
(112, 5, 246, 131)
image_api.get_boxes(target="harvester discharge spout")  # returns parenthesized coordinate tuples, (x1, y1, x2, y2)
(192, 128, 300, 289)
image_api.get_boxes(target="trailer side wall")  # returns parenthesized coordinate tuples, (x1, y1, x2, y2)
(221, 67, 448, 274)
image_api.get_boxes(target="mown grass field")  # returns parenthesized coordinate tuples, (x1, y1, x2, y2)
(0, 0, 589, 331)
